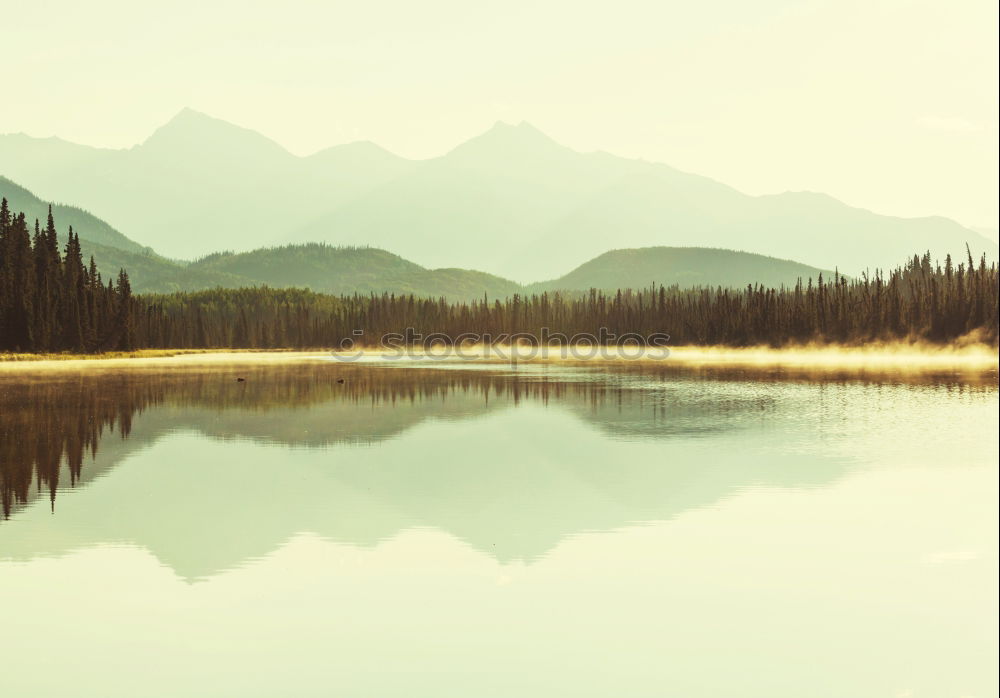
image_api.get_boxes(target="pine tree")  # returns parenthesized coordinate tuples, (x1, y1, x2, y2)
(4, 214, 35, 350)
(115, 268, 135, 350)
(0, 198, 11, 346)
(60, 228, 85, 350)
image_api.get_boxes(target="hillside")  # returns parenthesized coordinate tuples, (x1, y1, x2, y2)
(531, 247, 831, 293)
(190, 245, 522, 300)
(83, 241, 255, 293)
(0, 176, 249, 292)
(0, 176, 152, 254)
(157, 244, 836, 301)
(3, 111, 994, 280)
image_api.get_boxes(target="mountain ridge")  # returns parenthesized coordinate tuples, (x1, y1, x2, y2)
(2, 110, 994, 280)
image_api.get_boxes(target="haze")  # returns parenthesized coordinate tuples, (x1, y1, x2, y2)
(1, 0, 996, 230)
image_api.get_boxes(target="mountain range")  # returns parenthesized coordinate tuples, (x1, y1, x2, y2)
(2, 108, 995, 282)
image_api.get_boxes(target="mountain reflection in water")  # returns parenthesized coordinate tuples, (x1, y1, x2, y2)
(0, 362, 995, 580)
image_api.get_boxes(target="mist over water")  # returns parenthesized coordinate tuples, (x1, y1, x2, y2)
(1, 362, 996, 697)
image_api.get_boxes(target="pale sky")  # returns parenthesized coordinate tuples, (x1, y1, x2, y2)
(2, 0, 997, 228)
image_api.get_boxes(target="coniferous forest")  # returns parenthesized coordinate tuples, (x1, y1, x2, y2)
(1, 201, 997, 353)
(0, 201, 137, 353)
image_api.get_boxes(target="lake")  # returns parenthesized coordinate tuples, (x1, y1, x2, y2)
(1, 359, 997, 697)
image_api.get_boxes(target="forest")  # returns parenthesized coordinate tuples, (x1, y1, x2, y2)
(0, 200, 137, 353)
(2, 201, 998, 353)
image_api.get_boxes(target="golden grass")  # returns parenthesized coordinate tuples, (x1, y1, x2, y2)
(0, 349, 329, 373)
(0, 347, 307, 366)
(1, 343, 996, 376)
(334, 341, 999, 373)
(0, 348, 243, 362)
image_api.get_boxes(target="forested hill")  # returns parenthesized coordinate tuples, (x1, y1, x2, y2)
(189, 245, 522, 300)
(530, 247, 831, 293)
(87, 242, 830, 301)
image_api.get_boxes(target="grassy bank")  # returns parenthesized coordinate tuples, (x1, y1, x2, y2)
(0, 348, 295, 362)
(1, 343, 996, 375)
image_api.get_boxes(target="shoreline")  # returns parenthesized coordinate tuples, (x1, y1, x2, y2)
(1, 343, 997, 373)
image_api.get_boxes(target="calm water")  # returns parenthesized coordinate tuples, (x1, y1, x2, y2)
(1, 361, 997, 697)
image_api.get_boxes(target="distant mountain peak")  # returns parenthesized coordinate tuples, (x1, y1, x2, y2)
(484, 119, 556, 142)
(153, 106, 226, 133)
(140, 108, 290, 157)
(172, 106, 209, 120)
(444, 120, 565, 161)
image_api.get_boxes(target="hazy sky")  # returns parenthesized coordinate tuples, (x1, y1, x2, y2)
(2, 0, 997, 228)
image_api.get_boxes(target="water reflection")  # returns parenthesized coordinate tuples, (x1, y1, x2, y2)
(1, 363, 996, 580)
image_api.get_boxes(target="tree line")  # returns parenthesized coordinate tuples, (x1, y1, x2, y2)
(2, 201, 997, 352)
(0, 200, 137, 352)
